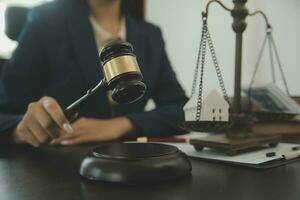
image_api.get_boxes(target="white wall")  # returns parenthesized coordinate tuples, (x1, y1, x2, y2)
(146, 0, 300, 96)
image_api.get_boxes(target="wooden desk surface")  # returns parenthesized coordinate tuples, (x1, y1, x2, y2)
(0, 144, 299, 200)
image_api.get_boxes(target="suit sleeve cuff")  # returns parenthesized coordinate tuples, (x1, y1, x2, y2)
(125, 111, 158, 138)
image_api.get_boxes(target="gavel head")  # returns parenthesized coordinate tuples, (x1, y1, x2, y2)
(99, 41, 146, 104)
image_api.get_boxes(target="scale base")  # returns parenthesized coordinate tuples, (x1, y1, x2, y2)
(190, 134, 281, 156)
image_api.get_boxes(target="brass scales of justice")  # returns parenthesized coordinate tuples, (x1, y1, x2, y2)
(180, 0, 297, 155)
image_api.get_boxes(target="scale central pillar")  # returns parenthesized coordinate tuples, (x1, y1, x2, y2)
(231, 0, 248, 114)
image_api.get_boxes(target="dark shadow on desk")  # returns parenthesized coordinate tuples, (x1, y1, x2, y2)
(80, 175, 192, 200)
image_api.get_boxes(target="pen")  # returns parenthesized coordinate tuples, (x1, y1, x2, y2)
(137, 137, 188, 143)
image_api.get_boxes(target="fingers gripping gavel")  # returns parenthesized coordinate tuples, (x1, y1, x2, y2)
(13, 41, 146, 147)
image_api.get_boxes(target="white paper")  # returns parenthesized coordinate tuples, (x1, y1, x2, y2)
(168, 143, 300, 165)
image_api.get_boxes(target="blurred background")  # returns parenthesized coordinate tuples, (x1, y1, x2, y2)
(0, 0, 299, 96)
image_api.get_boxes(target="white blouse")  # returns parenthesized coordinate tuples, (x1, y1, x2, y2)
(89, 16, 126, 53)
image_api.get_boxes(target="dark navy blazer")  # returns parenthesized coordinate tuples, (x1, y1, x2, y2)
(0, 0, 188, 138)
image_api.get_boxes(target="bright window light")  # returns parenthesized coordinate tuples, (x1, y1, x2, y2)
(0, 3, 17, 59)
(0, 0, 52, 59)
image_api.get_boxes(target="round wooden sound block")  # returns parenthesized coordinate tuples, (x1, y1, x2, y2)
(79, 142, 192, 184)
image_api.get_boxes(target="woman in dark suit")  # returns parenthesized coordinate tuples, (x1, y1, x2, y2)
(0, 0, 187, 147)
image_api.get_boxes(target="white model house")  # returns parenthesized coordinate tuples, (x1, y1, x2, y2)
(184, 89, 229, 122)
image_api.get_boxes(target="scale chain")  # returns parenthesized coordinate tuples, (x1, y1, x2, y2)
(268, 34, 276, 84)
(248, 31, 290, 111)
(195, 19, 230, 121)
(206, 28, 230, 105)
(270, 34, 290, 96)
(247, 33, 268, 111)
(195, 21, 208, 121)
(191, 19, 207, 97)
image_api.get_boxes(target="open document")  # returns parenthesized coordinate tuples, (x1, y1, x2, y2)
(170, 142, 300, 169)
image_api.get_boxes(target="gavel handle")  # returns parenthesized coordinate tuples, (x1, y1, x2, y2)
(64, 79, 107, 122)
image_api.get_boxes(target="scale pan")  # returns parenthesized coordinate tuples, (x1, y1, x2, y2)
(250, 111, 297, 122)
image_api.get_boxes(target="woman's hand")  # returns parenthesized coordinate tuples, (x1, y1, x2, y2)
(52, 117, 134, 145)
(12, 96, 73, 147)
